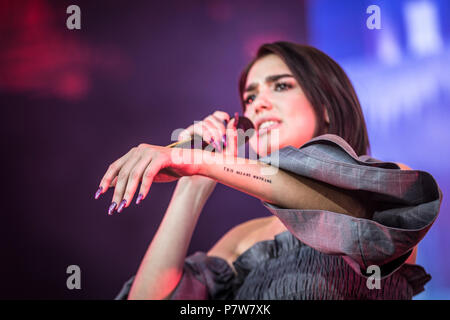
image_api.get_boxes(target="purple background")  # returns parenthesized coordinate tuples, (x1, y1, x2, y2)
(1, 0, 448, 299)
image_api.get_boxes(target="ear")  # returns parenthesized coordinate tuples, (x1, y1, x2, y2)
(324, 108, 330, 125)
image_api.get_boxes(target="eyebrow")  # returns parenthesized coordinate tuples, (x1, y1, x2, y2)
(244, 74, 294, 93)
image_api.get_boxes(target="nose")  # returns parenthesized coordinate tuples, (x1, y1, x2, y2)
(248, 93, 273, 115)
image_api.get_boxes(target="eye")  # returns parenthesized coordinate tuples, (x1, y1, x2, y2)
(244, 94, 256, 105)
(274, 82, 293, 91)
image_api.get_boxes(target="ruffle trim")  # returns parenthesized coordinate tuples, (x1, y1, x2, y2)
(231, 230, 431, 296)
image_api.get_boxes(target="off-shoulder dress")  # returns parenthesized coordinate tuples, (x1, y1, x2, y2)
(115, 134, 442, 300)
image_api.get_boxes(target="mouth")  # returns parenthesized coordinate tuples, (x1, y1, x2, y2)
(257, 119, 282, 135)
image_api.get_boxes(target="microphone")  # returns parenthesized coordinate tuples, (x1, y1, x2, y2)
(165, 115, 255, 150)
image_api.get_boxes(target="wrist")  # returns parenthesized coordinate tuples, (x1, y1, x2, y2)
(178, 175, 216, 189)
(176, 176, 216, 201)
(193, 149, 211, 178)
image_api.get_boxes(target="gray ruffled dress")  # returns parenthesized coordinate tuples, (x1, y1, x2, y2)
(115, 134, 443, 300)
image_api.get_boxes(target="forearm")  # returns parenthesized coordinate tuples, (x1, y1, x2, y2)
(128, 177, 215, 300)
(197, 150, 369, 218)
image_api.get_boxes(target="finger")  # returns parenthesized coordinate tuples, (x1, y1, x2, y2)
(225, 118, 238, 157)
(180, 110, 229, 140)
(96, 148, 134, 199)
(138, 156, 169, 202)
(203, 117, 224, 151)
(121, 153, 153, 210)
(177, 129, 191, 142)
(180, 121, 212, 144)
(179, 121, 210, 142)
(110, 176, 118, 187)
(178, 125, 195, 142)
(193, 121, 215, 146)
(205, 116, 225, 136)
(211, 111, 231, 148)
(95, 176, 116, 199)
(212, 110, 231, 125)
(109, 152, 142, 214)
(207, 114, 229, 136)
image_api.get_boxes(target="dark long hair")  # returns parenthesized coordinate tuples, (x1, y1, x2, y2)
(238, 42, 371, 156)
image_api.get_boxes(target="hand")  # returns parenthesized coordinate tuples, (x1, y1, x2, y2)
(94, 144, 200, 215)
(175, 110, 239, 189)
(177, 110, 239, 157)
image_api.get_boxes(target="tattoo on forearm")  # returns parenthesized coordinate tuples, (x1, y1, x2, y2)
(223, 166, 272, 183)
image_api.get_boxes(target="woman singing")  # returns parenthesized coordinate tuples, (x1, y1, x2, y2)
(95, 42, 442, 300)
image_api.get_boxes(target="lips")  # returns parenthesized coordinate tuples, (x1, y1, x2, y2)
(255, 117, 282, 135)
(258, 121, 281, 135)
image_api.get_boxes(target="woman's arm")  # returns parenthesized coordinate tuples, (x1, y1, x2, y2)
(196, 150, 370, 218)
(98, 145, 370, 219)
(127, 176, 216, 300)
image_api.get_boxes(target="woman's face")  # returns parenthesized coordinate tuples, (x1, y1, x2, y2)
(243, 54, 320, 157)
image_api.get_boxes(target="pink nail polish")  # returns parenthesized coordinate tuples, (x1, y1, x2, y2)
(216, 142, 222, 152)
(136, 194, 143, 205)
(117, 199, 127, 213)
(108, 202, 117, 215)
(94, 186, 103, 199)
(210, 137, 220, 151)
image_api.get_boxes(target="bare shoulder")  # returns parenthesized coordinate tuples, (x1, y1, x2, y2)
(395, 162, 413, 170)
(207, 217, 272, 272)
(207, 217, 271, 256)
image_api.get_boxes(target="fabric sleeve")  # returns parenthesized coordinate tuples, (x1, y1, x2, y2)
(258, 134, 443, 279)
(114, 252, 235, 300)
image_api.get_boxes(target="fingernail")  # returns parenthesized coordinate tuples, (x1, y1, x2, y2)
(94, 186, 103, 199)
(222, 134, 227, 148)
(117, 199, 127, 213)
(136, 194, 143, 205)
(210, 137, 220, 151)
(108, 202, 117, 215)
(215, 141, 222, 152)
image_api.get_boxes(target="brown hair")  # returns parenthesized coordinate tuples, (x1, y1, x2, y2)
(239, 42, 371, 156)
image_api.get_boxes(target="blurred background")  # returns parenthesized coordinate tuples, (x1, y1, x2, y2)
(1, 0, 449, 299)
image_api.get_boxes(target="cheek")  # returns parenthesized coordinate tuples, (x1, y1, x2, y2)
(283, 99, 317, 147)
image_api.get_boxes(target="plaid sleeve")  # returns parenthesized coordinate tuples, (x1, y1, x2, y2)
(258, 134, 443, 278)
